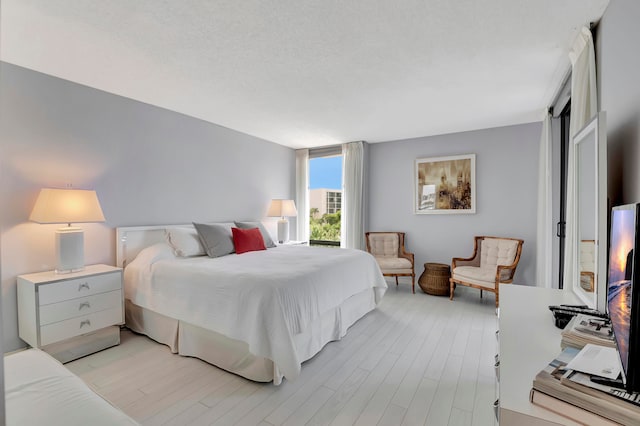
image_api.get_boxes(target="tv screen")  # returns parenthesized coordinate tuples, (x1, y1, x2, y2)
(607, 203, 640, 392)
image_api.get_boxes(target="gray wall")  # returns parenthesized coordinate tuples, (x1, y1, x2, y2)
(0, 62, 295, 352)
(596, 0, 640, 206)
(368, 122, 542, 286)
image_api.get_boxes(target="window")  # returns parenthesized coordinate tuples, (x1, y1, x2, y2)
(308, 149, 342, 246)
(326, 191, 342, 214)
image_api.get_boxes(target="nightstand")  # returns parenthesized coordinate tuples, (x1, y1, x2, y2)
(280, 240, 308, 246)
(17, 264, 124, 363)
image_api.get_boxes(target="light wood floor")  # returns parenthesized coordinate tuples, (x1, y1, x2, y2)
(66, 283, 499, 426)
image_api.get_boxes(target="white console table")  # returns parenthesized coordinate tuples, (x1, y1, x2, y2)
(498, 284, 583, 425)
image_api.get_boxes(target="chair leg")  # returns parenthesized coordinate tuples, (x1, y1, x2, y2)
(411, 274, 415, 294)
(480, 289, 483, 299)
(449, 279, 455, 300)
(395, 276, 399, 287)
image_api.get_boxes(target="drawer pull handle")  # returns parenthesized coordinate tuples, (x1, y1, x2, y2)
(78, 302, 91, 310)
(80, 319, 91, 328)
(78, 282, 90, 291)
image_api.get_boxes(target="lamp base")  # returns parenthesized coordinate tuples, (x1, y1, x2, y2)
(277, 218, 289, 244)
(55, 227, 85, 274)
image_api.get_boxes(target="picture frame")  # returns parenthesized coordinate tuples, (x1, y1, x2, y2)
(414, 154, 476, 214)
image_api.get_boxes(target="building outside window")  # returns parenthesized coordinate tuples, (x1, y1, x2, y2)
(326, 191, 342, 214)
(309, 188, 342, 216)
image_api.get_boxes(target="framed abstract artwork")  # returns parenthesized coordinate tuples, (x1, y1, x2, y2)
(414, 154, 476, 214)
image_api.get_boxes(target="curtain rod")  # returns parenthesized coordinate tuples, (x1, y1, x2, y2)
(549, 67, 572, 117)
(548, 24, 596, 117)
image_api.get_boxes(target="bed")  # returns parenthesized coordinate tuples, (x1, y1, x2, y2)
(117, 224, 387, 384)
(4, 348, 139, 425)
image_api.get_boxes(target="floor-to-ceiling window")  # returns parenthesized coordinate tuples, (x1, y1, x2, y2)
(309, 148, 342, 247)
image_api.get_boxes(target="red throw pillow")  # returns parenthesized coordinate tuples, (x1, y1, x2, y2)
(232, 227, 267, 254)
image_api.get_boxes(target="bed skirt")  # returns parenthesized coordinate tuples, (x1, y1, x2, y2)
(124, 287, 376, 383)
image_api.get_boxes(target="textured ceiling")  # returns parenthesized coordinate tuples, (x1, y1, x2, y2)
(1, 0, 609, 148)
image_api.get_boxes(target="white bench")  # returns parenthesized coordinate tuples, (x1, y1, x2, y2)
(4, 349, 138, 425)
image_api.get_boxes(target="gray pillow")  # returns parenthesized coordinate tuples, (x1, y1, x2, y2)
(193, 222, 235, 257)
(234, 221, 276, 248)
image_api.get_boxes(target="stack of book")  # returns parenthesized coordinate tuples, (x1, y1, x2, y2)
(531, 346, 640, 425)
(560, 314, 615, 350)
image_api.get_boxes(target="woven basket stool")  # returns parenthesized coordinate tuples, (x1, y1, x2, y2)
(418, 262, 451, 296)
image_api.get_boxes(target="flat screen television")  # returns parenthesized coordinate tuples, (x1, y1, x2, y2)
(607, 203, 640, 392)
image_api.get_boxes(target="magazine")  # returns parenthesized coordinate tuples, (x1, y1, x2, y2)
(561, 314, 615, 350)
(530, 388, 618, 426)
(561, 370, 640, 408)
(532, 347, 640, 425)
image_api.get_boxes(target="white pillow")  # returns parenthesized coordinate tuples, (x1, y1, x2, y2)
(165, 227, 206, 257)
(124, 243, 175, 298)
(131, 243, 175, 267)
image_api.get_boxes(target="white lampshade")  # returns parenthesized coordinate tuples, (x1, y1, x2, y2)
(267, 199, 298, 218)
(30, 188, 105, 273)
(30, 188, 105, 224)
(267, 199, 297, 243)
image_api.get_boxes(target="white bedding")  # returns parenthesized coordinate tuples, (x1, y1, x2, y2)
(124, 244, 387, 383)
(5, 349, 138, 425)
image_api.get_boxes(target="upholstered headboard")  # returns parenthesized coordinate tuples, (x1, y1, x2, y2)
(116, 225, 190, 268)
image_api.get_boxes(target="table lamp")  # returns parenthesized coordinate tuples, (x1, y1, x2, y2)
(267, 199, 297, 243)
(29, 188, 105, 273)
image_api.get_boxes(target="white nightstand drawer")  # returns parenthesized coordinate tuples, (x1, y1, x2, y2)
(39, 272, 121, 305)
(39, 290, 122, 326)
(18, 265, 123, 362)
(40, 307, 122, 346)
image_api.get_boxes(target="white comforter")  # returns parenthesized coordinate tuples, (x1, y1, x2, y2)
(124, 244, 387, 382)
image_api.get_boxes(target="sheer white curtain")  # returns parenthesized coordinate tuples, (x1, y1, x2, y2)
(536, 111, 553, 288)
(295, 149, 310, 242)
(341, 141, 365, 250)
(563, 26, 598, 291)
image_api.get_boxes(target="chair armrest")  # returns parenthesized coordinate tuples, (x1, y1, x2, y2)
(399, 251, 414, 266)
(451, 237, 481, 269)
(496, 261, 519, 283)
(452, 256, 479, 269)
(580, 271, 595, 291)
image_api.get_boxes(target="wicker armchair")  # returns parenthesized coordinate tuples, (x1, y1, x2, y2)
(365, 232, 415, 293)
(579, 240, 596, 292)
(449, 236, 523, 308)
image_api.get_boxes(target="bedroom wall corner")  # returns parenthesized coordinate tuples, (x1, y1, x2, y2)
(0, 62, 296, 352)
(367, 122, 542, 287)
